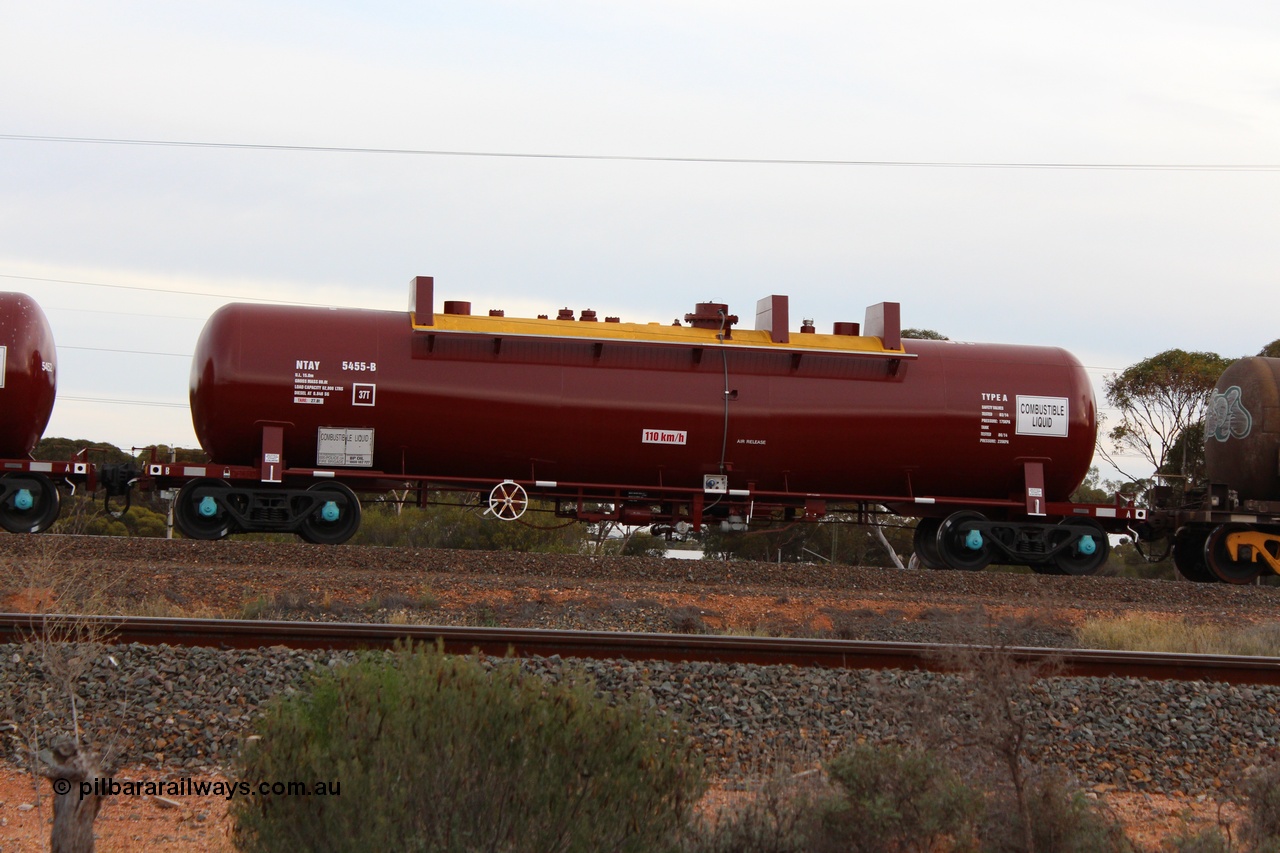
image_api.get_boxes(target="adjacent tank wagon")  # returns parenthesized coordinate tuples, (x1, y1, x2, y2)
(0, 293, 89, 533)
(1166, 357, 1280, 583)
(1204, 357, 1280, 504)
(0, 292, 56, 458)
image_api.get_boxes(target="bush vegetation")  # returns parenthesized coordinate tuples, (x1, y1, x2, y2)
(816, 744, 982, 852)
(1240, 762, 1280, 852)
(234, 641, 1154, 853)
(700, 515, 913, 566)
(977, 772, 1131, 853)
(229, 637, 1280, 852)
(684, 746, 982, 852)
(1161, 762, 1280, 851)
(231, 644, 705, 853)
(351, 498, 588, 552)
(687, 747, 1136, 853)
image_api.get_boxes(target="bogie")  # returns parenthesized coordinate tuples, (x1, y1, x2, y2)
(0, 473, 61, 534)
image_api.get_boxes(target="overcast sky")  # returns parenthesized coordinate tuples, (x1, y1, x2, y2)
(3, 1, 1278, 483)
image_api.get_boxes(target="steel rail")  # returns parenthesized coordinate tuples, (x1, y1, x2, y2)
(3, 612, 1280, 686)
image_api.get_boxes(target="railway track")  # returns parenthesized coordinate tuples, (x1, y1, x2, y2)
(4, 612, 1280, 686)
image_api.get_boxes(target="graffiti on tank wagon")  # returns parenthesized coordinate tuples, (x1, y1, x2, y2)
(1206, 386, 1253, 442)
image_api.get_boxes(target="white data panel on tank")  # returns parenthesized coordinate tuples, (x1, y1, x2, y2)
(316, 427, 374, 467)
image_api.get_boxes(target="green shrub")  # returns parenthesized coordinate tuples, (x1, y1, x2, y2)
(350, 499, 588, 552)
(51, 499, 171, 537)
(695, 747, 1128, 853)
(689, 745, 982, 852)
(231, 644, 704, 853)
(620, 530, 669, 557)
(683, 774, 819, 853)
(1242, 762, 1280, 852)
(817, 744, 983, 853)
(1164, 762, 1280, 852)
(981, 773, 1131, 853)
(1162, 826, 1231, 853)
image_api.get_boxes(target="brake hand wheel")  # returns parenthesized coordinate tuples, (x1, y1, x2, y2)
(487, 481, 528, 521)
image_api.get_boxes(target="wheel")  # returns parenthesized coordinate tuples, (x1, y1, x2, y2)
(298, 482, 362, 545)
(1172, 526, 1216, 583)
(1050, 519, 1111, 576)
(1204, 524, 1262, 584)
(935, 511, 993, 571)
(174, 478, 233, 540)
(488, 480, 528, 521)
(0, 473, 61, 533)
(912, 518, 947, 569)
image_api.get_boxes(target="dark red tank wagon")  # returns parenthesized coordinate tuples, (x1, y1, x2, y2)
(0, 292, 56, 458)
(149, 276, 1144, 572)
(14, 278, 1280, 582)
(0, 293, 91, 532)
(191, 295, 1094, 504)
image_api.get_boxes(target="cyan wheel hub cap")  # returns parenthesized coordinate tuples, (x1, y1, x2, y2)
(198, 495, 219, 517)
(964, 529, 984, 551)
(321, 501, 341, 523)
(14, 489, 33, 511)
(1077, 535, 1097, 556)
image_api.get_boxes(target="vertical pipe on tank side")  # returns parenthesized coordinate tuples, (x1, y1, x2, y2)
(717, 309, 731, 475)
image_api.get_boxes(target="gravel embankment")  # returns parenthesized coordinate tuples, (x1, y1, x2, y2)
(4, 535, 1280, 796)
(3, 640, 1276, 796)
(4, 535, 1279, 631)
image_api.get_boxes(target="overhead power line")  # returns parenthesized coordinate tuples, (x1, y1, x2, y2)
(0, 273, 339, 307)
(60, 395, 188, 409)
(61, 345, 191, 358)
(2, 133, 1278, 172)
(46, 305, 208, 322)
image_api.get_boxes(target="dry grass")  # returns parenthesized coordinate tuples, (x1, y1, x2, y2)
(129, 595, 225, 619)
(1077, 614, 1280, 657)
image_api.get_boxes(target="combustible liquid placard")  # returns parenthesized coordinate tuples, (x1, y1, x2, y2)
(1016, 396, 1069, 437)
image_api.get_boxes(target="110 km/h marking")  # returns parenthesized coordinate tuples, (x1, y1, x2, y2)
(642, 429, 687, 445)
